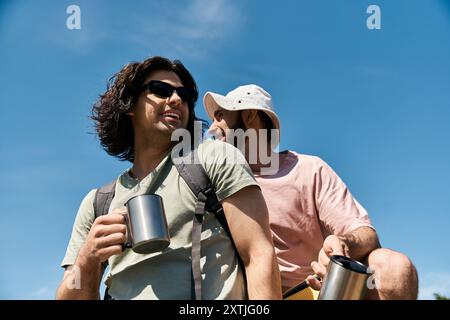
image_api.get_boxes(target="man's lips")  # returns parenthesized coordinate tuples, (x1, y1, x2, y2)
(161, 111, 182, 123)
(161, 111, 181, 120)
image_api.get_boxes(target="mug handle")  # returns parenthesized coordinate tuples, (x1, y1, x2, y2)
(121, 210, 132, 251)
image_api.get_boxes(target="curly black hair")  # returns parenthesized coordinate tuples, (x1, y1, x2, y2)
(91, 56, 204, 163)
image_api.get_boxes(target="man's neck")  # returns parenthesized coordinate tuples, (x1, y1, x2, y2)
(249, 162, 265, 174)
(239, 119, 279, 174)
(244, 139, 278, 174)
(248, 153, 276, 173)
(131, 137, 173, 180)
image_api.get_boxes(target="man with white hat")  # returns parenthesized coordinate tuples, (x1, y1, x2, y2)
(204, 84, 418, 300)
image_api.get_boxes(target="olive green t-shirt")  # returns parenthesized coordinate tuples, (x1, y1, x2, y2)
(61, 140, 259, 299)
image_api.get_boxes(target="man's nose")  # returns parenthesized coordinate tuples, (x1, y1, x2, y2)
(207, 125, 223, 140)
(208, 122, 218, 134)
(167, 90, 182, 106)
(210, 117, 222, 127)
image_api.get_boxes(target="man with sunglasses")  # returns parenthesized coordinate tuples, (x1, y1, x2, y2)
(204, 84, 418, 299)
(56, 57, 282, 300)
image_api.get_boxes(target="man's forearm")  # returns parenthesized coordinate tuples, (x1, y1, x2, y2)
(245, 250, 282, 299)
(343, 226, 381, 261)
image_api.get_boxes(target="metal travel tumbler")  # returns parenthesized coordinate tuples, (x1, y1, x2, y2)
(318, 255, 370, 300)
(124, 194, 170, 254)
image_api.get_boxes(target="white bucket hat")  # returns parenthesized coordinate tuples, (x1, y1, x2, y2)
(203, 84, 281, 148)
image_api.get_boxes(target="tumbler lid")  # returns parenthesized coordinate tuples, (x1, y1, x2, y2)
(330, 255, 368, 274)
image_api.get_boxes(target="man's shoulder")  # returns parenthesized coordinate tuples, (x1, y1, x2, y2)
(81, 188, 98, 206)
(198, 139, 238, 154)
(198, 139, 247, 165)
(284, 150, 329, 171)
(288, 151, 344, 184)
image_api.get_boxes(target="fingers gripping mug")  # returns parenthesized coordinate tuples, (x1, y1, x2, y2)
(123, 194, 170, 254)
(318, 255, 370, 300)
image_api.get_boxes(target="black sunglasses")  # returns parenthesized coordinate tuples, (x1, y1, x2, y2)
(141, 80, 198, 104)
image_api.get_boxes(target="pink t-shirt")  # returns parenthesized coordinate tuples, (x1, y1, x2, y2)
(254, 151, 374, 292)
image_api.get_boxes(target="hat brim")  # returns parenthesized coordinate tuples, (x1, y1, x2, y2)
(204, 92, 232, 120)
(203, 91, 281, 148)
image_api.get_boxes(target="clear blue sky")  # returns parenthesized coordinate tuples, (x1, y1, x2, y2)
(1, 0, 449, 299)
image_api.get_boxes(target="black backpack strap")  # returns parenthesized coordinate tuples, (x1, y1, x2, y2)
(173, 149, 245, 300)
(173, 151, 210, 300)
(93, 180, 116, 300)
(93, 180, 117, 218)
(174, 152, 221, 214)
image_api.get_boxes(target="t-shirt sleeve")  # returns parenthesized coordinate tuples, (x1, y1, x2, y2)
(313, 158, 375, 236)
(60, 189, 97, 268)
(198, 140, 260, 202)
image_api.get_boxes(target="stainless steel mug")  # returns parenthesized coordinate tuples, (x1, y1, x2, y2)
(318, 255, 369, 300)
(123, 194, 170, 254)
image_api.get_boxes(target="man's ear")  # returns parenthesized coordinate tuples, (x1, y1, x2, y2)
(241, 109, 258, 127)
